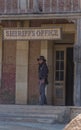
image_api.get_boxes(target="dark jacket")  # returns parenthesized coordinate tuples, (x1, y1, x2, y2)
(38, 62, 49, 84)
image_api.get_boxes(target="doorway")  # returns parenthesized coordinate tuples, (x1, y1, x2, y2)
(53, 45, 74, 106)
(66, 47, 74, 106)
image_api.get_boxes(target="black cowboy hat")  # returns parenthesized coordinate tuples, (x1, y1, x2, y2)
(37, 56, 46, 61)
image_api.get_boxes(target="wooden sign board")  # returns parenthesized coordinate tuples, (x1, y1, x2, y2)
(3, 27, 61, 40)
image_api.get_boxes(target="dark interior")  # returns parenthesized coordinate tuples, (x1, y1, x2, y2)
(66, 47, 74, 106)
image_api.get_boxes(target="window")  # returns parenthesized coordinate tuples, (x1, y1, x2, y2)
(55, 51, 64, 81)
(19, 0, 27, 12)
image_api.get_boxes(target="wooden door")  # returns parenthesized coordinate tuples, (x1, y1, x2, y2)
(53, 47, 66, 105)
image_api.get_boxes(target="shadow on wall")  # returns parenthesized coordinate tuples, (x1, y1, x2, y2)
(29, 95, 39, 105)
(33, 0, 42, 13)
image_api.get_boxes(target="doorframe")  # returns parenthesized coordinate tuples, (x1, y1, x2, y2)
(53, 44, 73, 106)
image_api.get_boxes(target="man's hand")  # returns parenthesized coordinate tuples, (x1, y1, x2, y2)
(40, 79, 45, 84)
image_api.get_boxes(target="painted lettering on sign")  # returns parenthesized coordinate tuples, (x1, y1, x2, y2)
(3, 28, 61, 40)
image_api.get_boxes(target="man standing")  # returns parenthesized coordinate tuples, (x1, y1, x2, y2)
(37, 56, 49, 105)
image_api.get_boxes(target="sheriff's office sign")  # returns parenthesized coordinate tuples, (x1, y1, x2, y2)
(3, 28, 61, 40)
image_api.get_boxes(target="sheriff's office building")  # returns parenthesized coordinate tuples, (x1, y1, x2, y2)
(0, 0, 80, 106)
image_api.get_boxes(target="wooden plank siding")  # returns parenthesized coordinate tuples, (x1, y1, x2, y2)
(0, 0, 80, 14)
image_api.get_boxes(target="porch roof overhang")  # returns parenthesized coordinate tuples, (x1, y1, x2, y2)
(0, 13, 81, 20)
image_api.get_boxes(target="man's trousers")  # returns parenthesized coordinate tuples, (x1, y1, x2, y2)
(39, 82, 47, 105)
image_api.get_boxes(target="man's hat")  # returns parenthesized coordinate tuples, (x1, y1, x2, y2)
(37, 56, 46, 61)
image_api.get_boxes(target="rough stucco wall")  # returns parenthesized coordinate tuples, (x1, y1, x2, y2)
(28, 20, 52, 104)
(28, 41, 40, 104)
(0, 21, 17, 104)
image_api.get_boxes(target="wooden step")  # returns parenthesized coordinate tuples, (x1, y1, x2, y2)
(0, 105, 70, 124)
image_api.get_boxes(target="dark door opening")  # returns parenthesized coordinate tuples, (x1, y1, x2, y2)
(66, 47, 74, 106)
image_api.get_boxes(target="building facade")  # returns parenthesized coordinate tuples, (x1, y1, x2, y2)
(0, 0, 80, 106)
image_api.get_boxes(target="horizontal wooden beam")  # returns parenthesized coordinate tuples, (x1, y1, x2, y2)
(0, 13, 81, 20)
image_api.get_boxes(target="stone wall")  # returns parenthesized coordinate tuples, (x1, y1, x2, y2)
(28, 41, 40, 104)
(0, 21, 17, 104)
(28, 20, 52, 104)
(0, 19, 75, 105)
(15, 21, 29, 104)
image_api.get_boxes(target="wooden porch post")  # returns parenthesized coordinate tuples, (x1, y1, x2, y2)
(74, 19, 81, 106)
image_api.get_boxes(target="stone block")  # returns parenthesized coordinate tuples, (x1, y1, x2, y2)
(16, 82, 27, 104)
(17, 41, 28, 50)
(16, 50, 28, 66)
(16, 66, 27, 82)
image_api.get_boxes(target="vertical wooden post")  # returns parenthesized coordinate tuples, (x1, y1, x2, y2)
(74, 19, 81, 106)
(17, 0, 20, 13)
(64, 0, 66, 12)
(4, 0, 7, 13)
(11, 0, 13, 13)
(56, 0, 59, 12)
(27, 0, 30, 9)
(71, 0, 73, 12)
(33, 0, 40, 12)
(79, 0, 81, 11)
(43, 0, 45, 12)
(50, 0, 52, 12)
